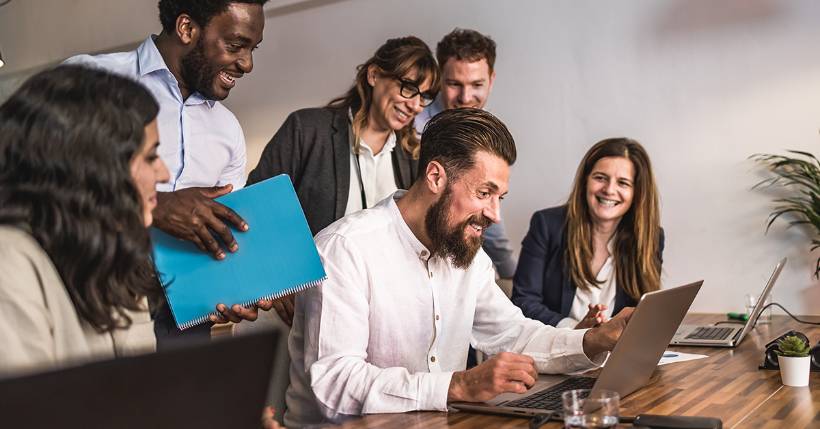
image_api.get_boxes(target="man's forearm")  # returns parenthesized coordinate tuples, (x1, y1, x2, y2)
(582, 329, 602, 358)
(311, 358, 453, 416)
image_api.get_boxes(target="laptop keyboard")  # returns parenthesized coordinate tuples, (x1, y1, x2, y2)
(685, 326, 734, 340)
(504, 377, 596, 410)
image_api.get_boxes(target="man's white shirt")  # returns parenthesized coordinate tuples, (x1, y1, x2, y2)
(285, 191, 601, 427)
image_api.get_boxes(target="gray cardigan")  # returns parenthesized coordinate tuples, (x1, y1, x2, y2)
(248, 107, 417, 235)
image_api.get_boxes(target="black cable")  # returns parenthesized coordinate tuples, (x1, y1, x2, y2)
(750, 302, 820, 328)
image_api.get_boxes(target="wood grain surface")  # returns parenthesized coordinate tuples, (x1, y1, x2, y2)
(333, 314, 820, 429)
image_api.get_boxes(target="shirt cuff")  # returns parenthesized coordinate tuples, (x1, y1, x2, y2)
(419, 371, 455, 411)
(535, 328, 601, 373)
(556, 317, 578, 329)
(566, 328, 605, 368)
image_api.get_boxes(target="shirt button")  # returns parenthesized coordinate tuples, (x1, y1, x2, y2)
(435, 315, 440, 320)
(430, 356, 436, 363)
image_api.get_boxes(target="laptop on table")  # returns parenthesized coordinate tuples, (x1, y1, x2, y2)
(452, 280, 703, 417)
(670, 258, 785, 348)
(0, 330, 283, 429)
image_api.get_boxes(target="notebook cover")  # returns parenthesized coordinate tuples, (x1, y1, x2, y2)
(151, 175, 326, 330)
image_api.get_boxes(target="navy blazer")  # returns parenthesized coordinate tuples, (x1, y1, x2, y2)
(511, 206, 665, 326)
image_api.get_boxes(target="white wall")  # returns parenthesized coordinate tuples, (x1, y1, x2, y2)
(2, 0, 819, 314)
(225, 0, 820, 315)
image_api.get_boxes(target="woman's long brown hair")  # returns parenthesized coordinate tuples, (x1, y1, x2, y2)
(328, 36, 439, 159)
(565, 138, 661, 300)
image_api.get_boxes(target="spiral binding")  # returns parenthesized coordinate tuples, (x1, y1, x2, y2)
(174, 276, 326, 330)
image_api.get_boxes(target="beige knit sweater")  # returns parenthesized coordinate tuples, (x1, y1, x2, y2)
(0, 225, 155, 378)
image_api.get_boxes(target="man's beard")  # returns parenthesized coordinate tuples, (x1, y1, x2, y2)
(180, 39, 221, 100)
(424, 186, 491, 269)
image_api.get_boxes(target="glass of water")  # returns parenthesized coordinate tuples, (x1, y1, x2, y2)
(745, 293, 771, 324)
(562, 389, 619, 428)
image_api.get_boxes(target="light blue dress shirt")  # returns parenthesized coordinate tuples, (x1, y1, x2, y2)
(413, 95, 444, 136)
(65, 36, 247, 192)
(413, 95, 518, 277)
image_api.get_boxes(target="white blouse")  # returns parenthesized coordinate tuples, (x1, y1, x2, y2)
(344, 126, 398, 215)
(557, 244, 618, 328)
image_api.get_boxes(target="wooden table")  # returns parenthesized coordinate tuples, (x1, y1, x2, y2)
(336, 314, 819, 429)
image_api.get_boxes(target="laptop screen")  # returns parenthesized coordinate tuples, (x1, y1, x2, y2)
(735, 258, 786, 343)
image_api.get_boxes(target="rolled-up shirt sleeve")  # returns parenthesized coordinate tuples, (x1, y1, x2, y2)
(305, 233, 453, 421)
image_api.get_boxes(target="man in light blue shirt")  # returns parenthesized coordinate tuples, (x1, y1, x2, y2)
(69, 36, 247, 193)
(415, 29, 517, 280)
(66, 0, 276, 344)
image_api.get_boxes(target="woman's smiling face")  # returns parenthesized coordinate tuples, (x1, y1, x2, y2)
(585, 156, 635, 227)
(367, 66, 431, 132)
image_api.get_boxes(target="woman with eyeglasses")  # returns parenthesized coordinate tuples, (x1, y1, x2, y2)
(247, 36, 439, 325)
(511, 138, 664, 329)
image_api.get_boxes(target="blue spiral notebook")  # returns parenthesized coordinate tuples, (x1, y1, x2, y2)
(151, 175, 326, 330)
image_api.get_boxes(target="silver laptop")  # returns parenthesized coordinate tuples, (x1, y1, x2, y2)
(671, 257, 786, 348)
(452, 280, 702, 417)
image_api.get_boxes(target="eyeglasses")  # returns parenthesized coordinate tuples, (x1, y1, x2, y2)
(396, 78, 436, 107)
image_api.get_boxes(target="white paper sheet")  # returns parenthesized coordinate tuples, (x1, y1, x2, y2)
(658, 350, 708, 366)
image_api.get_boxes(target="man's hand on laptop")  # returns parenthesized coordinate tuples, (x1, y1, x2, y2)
(447, 352, 538, 403)
(153, 185, 249, 260)
(581, 307, 634, 358)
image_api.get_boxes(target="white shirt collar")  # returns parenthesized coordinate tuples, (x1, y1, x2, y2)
(385, 190, 431, 259)
(348, 108, 397, 156)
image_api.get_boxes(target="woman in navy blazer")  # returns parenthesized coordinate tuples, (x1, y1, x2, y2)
(512, 138, 664, 328)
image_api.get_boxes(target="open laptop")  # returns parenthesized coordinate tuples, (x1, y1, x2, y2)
(453, 280, 702, 417)
(671, 257, 786, 348)
(0, 330, 283, 429)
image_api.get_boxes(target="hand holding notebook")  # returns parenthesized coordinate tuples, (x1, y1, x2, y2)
(151, 175, 326, 329)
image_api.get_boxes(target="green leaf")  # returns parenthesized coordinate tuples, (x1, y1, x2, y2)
(776, 335, 810, 357)
(753, 150, 820, 278)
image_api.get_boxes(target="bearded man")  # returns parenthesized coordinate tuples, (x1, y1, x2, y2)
(285, 108, 633, 427)
(414, 28, 517, 281)
(66, 0, 274, 344)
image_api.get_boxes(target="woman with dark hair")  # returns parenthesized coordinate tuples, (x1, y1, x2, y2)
(0, 65, 170, 376)
(512, 138, 664, 328)
(250, 36, 439, 233)
(247, 36, 439, 324)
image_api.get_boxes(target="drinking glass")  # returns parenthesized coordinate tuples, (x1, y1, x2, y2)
(745, 293, 771, 324)
(562, 389, 619, 428)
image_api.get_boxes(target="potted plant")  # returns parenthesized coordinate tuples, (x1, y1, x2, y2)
(776, 335, 811, 386)
(751, 151, 820, 277)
